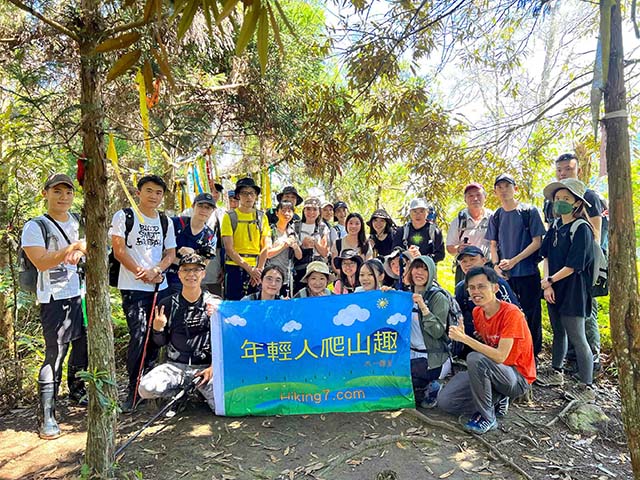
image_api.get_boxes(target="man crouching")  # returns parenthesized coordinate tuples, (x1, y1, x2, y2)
(138, 253, 219, 411)
(438, 266, 536, 434)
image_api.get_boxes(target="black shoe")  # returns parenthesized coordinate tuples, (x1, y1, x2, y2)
(68, 366, 88, 407)
(39, 383, 61, 439)
(121, 390, 140, 414)
(69, 389, 88, 407)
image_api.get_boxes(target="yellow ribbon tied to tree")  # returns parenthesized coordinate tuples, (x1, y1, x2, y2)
(135, 68, 153, 166)
(107, 134, 144, 222)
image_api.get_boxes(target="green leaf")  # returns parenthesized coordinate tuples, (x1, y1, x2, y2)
(216, 0, 240, 25)
(266, 2, 284, 56)
(257, 6, 269, 73)
(177, 0, 201, 41)
(236, 0, 261, 55)
(202, 0, 214, 35)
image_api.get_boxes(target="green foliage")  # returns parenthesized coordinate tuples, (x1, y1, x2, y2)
(77, 368, 120, 414)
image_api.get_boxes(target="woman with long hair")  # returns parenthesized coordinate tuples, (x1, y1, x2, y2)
(292, 197, 329, 294)
(540, 178, 595, 397)
(356, 259, 385, 292)
(264, 201, 302, 296)
(333, 249, 363, 294)
(331, 212, 372, 271)
(367, 209, 396, 259)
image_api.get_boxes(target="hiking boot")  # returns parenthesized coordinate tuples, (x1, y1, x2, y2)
(121, 389, 141, 414)
(536, 368, 564, 387)
(462, 413, 497, 435)
(495, 396, 509, 418)
(38, 383, 61, 440)
(565, 383, 596, 403)
(68, 366, 88, 407)
(420, 381, 441, 409)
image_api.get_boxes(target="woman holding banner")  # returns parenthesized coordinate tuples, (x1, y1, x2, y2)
(241, 266, 286, 301)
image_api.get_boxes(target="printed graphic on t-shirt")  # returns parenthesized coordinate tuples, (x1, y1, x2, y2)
(136, 224, 162, 247)
(410, 233, 424, 245)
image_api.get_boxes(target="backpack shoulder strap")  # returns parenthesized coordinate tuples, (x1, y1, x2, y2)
(227, 209, 238, 232)
(457, 210, 467, 241)
(403, 223, 410, 243)
(123, 207, 135, 247)
(32, 218, 52, 249)
(159, 212, 169, 249)
(255, 210, 265, 234)
(336, 238, 342, 254)
(568, 218, 590, 241)
(428, 222, 436, 242)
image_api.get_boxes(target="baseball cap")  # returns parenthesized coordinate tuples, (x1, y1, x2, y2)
(494, 173, 516, 187)
(179, 253, 207, 267)
(409, 198, 429, 210)
(44, 173, 74, 190)
(463, 183, 485, 194)
(303, 197, 321, 208)
(456, 245, 485, 262)
(333, 201, 348, 210)
(228, 189, 235, 198)
(193, 192, 216, 206)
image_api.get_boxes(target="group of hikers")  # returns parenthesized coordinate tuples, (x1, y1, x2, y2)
(21, 150, 607, 439)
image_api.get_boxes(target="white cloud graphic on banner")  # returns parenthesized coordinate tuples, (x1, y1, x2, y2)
(282, 320, 302, 332)
(386, 313, 407, 326)
(225, 315, 247, 327)
(333, 304, 370, 327)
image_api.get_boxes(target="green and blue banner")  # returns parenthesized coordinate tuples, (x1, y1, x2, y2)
(211, 290, 415, 416)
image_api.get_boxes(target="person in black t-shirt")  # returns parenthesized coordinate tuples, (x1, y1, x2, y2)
(138, 254, 219, 411)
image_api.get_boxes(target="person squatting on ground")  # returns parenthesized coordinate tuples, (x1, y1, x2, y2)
(486, 173, 546, 358)
(453, 245, 520, 360)
(404, 255, 451, 409)
(241, 265, 286, 301)
(438, 266, 536, 434)
(221, 178, 272, 300)
(22, 173, 88, 439)
(446, 183, 493, 284)
(540, 178, 595, 397)
(110, 174, 177, 412)
(138, 254, 218, 411)
(294, 261, 333, 298)
(167, 192, 217, 294)
(264, 201, 302, 297)
(393, 198, 445, 264)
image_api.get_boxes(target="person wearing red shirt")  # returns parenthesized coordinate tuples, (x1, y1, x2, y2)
(438, 265, 536, 434)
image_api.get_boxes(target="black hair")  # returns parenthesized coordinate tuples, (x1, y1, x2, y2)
(338, 257, 361, 290)
(346, 212, 370, 256)
(551, 187, 590, 224)
(555, 153, 578, 164)
(137, 174, 167, 192)
(465, 265, 499, 288)
(301, 203, 321, 226)
(360, 259, 385, 290)
(262, 264, 285, 281)
(405, 257, 430, 287)
(368, 215, 393, 237)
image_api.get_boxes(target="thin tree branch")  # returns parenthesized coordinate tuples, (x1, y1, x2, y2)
(104, 18, 148, 37)
(632, 0, 640, 39)
(6, 0, 80, 42)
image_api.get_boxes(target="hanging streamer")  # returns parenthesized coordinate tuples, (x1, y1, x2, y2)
(193, 160, 204, 194)
(261, 168, 272, 210)
(185, 164, 195, 207)
(135, 69, 153, 169)
(198, 157, 209, 193)
(107, 134, 144, 222)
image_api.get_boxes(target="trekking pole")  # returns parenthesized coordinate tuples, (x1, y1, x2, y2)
(132, 282, 160, 410)
(115, 377, 199, 458)
(78, 261, 87, 327)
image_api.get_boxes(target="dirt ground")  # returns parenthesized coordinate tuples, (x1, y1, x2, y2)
(0, 367, 633, 480)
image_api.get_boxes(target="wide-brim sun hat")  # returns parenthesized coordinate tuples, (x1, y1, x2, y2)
(276, 186, 304, 206)
(301, 260, 333, 283)
(543, 178, 591, 207)
(366, 209, 395, 229)
(383, 248, 410, 279)
(334, 249, 364, 270)
(234, 177, 261, 195)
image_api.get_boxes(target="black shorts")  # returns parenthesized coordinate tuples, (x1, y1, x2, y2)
(40, 296, 84, 345)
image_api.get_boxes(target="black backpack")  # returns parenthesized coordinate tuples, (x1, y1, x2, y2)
(108, 208, 169, 287)
(18, 213, 81, 293)
(425, 285, 464, 356)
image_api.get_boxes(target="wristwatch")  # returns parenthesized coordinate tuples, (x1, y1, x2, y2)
(546, 276, 554, 285)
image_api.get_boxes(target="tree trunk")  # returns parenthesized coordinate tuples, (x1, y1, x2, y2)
(79, 1, 118, 475)
(602, 2, 640, 477)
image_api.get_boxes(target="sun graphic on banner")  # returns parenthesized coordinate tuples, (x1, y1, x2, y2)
(377, 298, 389, 309)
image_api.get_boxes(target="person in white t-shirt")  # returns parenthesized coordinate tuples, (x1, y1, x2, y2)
(21, 173, 87, 439)
(109, 174, 176, 412)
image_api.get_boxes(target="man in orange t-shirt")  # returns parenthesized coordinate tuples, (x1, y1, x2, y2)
(438, 265, 536, 434)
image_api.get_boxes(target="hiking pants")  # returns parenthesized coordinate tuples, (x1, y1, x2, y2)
(224, 264, 258, 300)
(438, 352, 529, 422)
(121, 289, 170, 392)
(39, 296, 87, 387)
(548, 307, 593, 385)
(138, 361, 214, 411)
(508, 273, 542, 356)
